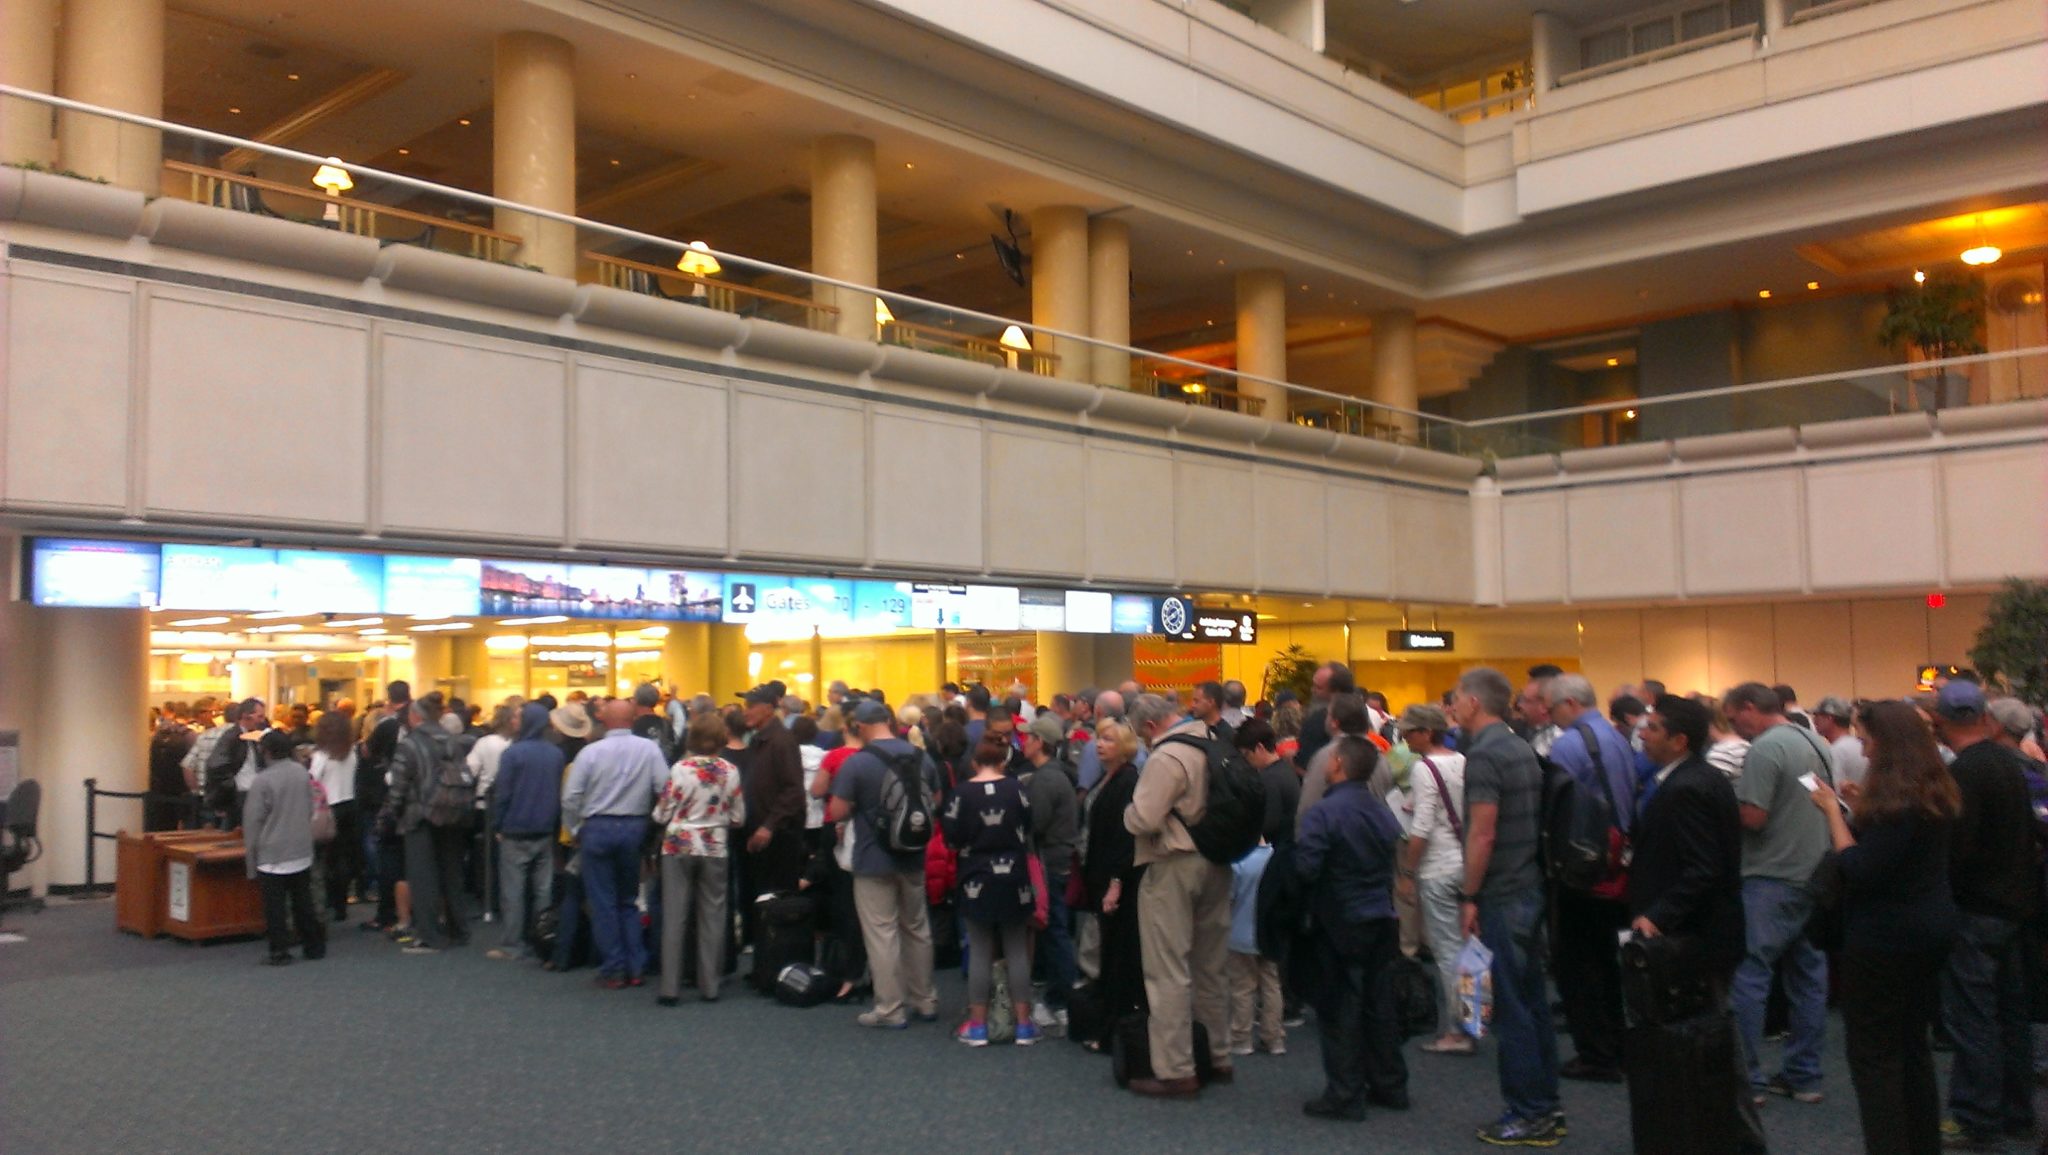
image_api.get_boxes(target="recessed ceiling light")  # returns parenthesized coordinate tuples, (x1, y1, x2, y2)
(954, 252, 964, 260)
(247, 611, 302, 620)
(396, 147, 410, 155)
(1757, 289, 1772, 299)
(227, 106, 241, 114)
(1299, 284, 1308, 290)
(903, 162, 915, 170)
(609, 158, 620, 166)
(626, 72, 637, 80)
(169, 616, 230, 627)
(1216, 258, 1225, 266)
(1204, 319, 1215, 326)
(1806, 281, 1820, 290)
(457, 117, 471, 126)
(1606, 357, 1620, 367)
(1913, 269, 1926, 283)
(286, 72, 300, 81)
(497, 615, 570, 626)
(1185, 249, 1195, 256)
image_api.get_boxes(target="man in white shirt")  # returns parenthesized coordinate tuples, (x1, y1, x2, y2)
(1811, 697, 1866, 787)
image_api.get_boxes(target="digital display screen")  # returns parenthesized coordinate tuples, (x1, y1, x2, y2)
(1110, 594, 1157, 635)
(721, 574, 854, 628)
(382, 555, 481, 617)
(910, 583, 1021, 631)
(853, 581, 914, 631)
(1063, 590, 1112, 634)
(159, 545, 279, 611)
(1018, 589, 1065, 632)
(27, 538, 161, 607)
(648, 569, 725, 623)
(274, 550, 384, 615)
(480, 560, 572, 616)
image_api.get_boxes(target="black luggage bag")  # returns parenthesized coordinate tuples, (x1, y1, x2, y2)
(1110, 1014, 1215, 1088)
(774, 962, 833, 1007)
(1624, 1011, 1741, 1155)
(751, 892, 816, 993)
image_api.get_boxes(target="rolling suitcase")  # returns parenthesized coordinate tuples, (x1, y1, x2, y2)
(774, 962, 832, 1007)
(1624, 1010, 1741, 1155)
(751, 892, 815, 993)
(1110, 1014, 1215, 1088)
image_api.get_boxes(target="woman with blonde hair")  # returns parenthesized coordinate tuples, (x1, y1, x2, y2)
(1077, 717, 1146, 1050)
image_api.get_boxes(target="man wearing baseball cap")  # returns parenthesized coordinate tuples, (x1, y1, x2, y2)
(1930, 679, 2040, 1150)
(829, 697, 943, 1028)
(1810, 697, 1866, 788)
(1023, 712, 1081, 1032)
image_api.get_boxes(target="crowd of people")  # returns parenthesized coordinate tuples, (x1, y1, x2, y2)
(139, 662, 2048, 1151)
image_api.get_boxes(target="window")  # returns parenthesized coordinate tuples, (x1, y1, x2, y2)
(1632, 18, 1677, 55)
(1580, 27, 1629, 69)
(1681, 5, 1728, 40)
(1574, 0, 1761, 78)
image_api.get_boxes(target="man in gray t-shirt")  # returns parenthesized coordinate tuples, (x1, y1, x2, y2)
(1725, 683, 1830, 1099)
(828, 701, 941, 1028)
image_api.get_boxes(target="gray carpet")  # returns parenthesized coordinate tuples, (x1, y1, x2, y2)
(0, 899, 1917, 1153)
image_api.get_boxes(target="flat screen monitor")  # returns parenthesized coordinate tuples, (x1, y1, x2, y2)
(382, 555, 481, 617)
(1062, 589, 1113, 634)
(158, 544, 279, 611)
(28, 538, 161, 608)
(274, 550, 384, 615)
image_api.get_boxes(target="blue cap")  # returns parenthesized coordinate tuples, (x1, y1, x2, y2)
(1935, 679, 1985, 721)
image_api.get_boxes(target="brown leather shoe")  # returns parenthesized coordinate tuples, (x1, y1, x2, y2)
(1207, 1065, 1236, 1084)
(1128, 1075, 1201, 1098)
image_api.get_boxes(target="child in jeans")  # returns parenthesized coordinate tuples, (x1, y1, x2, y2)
(1227, 841, 1284, 1055)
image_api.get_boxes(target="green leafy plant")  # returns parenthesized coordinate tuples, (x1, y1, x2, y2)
(1878, 271, 1985, 411)
(1263, 643, 1317, 705)
(2, 159, 111, 184)
(1970, 579, 2048, 710)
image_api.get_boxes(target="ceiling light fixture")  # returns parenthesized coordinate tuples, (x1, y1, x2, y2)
(168, 616, 231, 627)
(497, 615, 570, 626)
(396, 147, 410, 155)
(609, 158, 620, 166)
(1806, 281, 1820, 290)
(903, 162, 915, 170)
(676, 240, 721, 277)
(286, 72, 300, 81)
(1961, 215, 2001, 266)
(1605, 357, 1620, 367)
(457, 117, 472, 126)
(1757, 289, 1771, 299)
(327, 617, 382, 628)
(246, 611, 302, 620)
(227, 106, 241, 114)
(1913, 269, 1927, 284)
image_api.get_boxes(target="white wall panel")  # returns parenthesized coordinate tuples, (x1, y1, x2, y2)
(1325, 481, 1391, 598)
(986, 430, 1086, 578)
(1943, 447, 2048, 583)
(1390, 490, 1474, 603)
(1250, 467, 1324, 593)
(381, 330, 564, 541)
(1500, 492, 1567, 604)
(1805, 457, 1938, 589)
(872, 408, 983, 571)
(4, 271, 131, 510)
(1174, 458, 1256, 590)
(731, 386, 864, 562)
(147, 292, 368, 526)
(1566, 482, 1678, 601)
(1680, 470, 1803, 596)
(572, 360, 727, 553)
(1086, 444, 1174, 583)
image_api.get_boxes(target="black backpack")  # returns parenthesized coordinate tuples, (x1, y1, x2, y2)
(415, 727, 477, 828)
(875, 748, 936, 854)
(1157, 733, 1266, 865)
(1541, 722, 1625, 893)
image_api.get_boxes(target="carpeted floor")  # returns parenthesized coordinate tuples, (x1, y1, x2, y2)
(0, 897, 1919, 1153)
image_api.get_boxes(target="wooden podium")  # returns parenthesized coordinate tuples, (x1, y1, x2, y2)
(116, 830, 239, 938)
(140, 836, 266, 942)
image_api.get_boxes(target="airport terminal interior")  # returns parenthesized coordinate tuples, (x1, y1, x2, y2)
(0, 0, 2044, 1150)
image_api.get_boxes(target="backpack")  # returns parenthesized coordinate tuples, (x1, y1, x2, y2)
(1541, 722, 1628, 895)
(1157, 733, 1267, 865)
(416, 728, 476, 828)
(876, 748, 936, 854)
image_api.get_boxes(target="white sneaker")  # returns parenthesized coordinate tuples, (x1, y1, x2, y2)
(1230, 1042, 1255, 1056)
(1265, 1040, 1288, 1056)
(1032, 1001, 1059, 1028)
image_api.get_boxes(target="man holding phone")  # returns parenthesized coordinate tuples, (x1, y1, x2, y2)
(1723, 682, 1834, 1109)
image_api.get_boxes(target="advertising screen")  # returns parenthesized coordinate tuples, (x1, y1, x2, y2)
(909, 583, 1021, 631)
(274, 550, 384, 615)
(158, 545, 279, 611)
(647, 569, 725, 623)
(1110, 594, 1157, 635)
(480, 560, 573, 616)
(1062, 589, 1113, 635)
(28, 538, 162, 608)
(382, 555, 482, 617)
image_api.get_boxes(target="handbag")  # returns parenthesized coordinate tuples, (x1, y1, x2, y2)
(1419, 755, 1463, 842)
(1805, 850, 1846, 953)
(308, 776, 336, 844)
(1620, 933, 1715, 1025)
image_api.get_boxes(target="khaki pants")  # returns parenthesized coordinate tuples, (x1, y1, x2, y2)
(1076, 911, 1101, 981)
(1138, 852, 1234, 1080)
(853, 871, 937, 1021)
(1396, 861, 1423, 958)
(1228, 951, 1285, 1051)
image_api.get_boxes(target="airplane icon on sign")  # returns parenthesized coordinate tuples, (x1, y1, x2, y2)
(730, 584, 756, 614)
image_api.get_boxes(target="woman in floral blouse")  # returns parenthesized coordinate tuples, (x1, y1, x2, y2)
(655, 711, 746, 1006)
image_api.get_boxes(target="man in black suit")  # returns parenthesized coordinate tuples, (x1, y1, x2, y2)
(1631, 694, 1766, 1153)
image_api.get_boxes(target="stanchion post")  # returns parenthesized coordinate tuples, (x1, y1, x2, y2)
(83, 777, 98, 890)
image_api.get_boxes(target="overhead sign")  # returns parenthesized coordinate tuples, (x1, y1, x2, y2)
(1110, 594, 1157, 635)
(1017, 589, 1066, 632)
(382, 556, 482, 617)
(910, 583, 1020, 631)
(274, 550, 384, 615)
(159, 544, 280, 611)
(1388, 629, 1455, 653)
(27, 538, 162, 608)
(1063, 590, 1113, 634)
(1156, 595, 1259, 645)
(720, 574, 853, 628)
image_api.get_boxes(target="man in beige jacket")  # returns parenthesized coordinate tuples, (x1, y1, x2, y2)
(1124, 693, 1235, 1097)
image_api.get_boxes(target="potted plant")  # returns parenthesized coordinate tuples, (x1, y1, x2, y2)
(1970, 579, 2048, 710)
(1877, 271, 1984, 412)
(1263, 643, 1318, 705)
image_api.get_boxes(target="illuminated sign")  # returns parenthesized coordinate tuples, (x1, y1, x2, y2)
(1156, 596, 1258, 644)
(853, 581, 914, 631)
(1110, 594, 1156, 635)
(1018, 589, 1066, 632)
(1387, 630, 1455, 653)
(720, 574, 853, 628)
(383, 556, 482, 617)
(274, 550, 383, 615)
(159, 545, 279, 611)
(28, 538, 161, 608)
(910, 583, 1021, 631)
(1063, 590, 1113, 634)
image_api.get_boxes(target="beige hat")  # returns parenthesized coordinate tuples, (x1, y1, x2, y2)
(550, 703, 593, 739)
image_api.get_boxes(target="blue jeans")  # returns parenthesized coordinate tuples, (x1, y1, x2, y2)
(1037, 869, 1078, 1009)
(1944, 913, 2036, 1135)
(578, 816, 649, 980)
(1731, 876, 1827, 1091)
(497, 835, 554, 957)
(1478, 888, 1560, 1122)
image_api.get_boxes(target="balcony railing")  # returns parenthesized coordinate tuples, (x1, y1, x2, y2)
(6, 89, 2045, 468)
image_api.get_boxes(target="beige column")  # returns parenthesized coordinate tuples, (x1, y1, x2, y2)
(812, 134, 878, 342)
(410, 636, 454, 697)
(1088, 216, 1132, 390)
(1, 0, 59, 167)
(33, 607, 147, 887)
(1530, 12, 1567, 94)
(449, 637, 489, 702)
(1235, 268, 1291, 420)
(56, 0, 163, 191)
(662, 623, 711, 696)
(1760, 0, 1789, 40)
(1030, 205, 1090, 382)
(1370, 308, 1419, 436)
(705, 624, 751, 702)
(1036, 632, 1095, 699)
(492, 31, 577, 278)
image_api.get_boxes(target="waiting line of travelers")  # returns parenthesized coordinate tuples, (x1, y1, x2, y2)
(145, 665, 2048, 1151)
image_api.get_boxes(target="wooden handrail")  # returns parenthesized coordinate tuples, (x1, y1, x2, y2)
(880, 316, 1058, 374)
(163, 160, 521, 254)
(586, 250, 836, 314)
